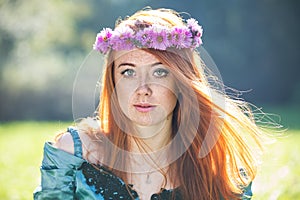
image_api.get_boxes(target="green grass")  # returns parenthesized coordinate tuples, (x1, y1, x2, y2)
(0, 121, 299, 199)
(0, 121, 71, 200)
(252, 130, 300, 199)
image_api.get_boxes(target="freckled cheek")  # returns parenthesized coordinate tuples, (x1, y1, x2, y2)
(164, 91, 178, 110)
(115, 82, 136, 107)
(155, 85, 178, 112)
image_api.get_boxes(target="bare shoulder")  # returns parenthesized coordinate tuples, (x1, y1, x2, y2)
(54, 127, 103, 164)
(54, 131, 75, 155)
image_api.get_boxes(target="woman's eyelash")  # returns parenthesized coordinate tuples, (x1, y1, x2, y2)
(153, 68, 169, 77)
(120, 69, 135, 76)
(120, 69, 128, 75)
(120, 68, 169, 77)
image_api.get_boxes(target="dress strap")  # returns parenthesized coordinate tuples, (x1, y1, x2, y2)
(67, 127, 83, 159)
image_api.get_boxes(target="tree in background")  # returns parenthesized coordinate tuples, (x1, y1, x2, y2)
(0, 0, 299, 121)
(0, 0, 91, 120)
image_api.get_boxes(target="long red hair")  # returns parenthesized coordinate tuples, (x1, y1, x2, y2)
(82, 8, 264, 200)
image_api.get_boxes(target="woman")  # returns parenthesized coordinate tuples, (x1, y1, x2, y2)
(34, 8, 264, 200)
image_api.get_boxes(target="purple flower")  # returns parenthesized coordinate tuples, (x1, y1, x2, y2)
(187, 18, 203, 47)
(192, 36, 203, 48)
(111, 26, 135, 51)
(135, 28, 152, 47)
(93, 28, 113, 54)
(171, 27, 192, 48)
(187, 18, 201, 32)
(148, 25, 170, 50)
(93, 17, 204, 54)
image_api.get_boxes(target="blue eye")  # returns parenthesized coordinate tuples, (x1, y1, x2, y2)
(153, 68, 169, 77)
(121, 69, 135, 77)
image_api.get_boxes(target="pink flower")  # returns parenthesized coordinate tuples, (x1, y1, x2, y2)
(149, 25, 170, 50)
(93, 17, 204, 54)
(187, 18, 200, 33)
(135, 28, 152, 47)
(192, 36, 203, 48)
(110, 26, 135, 51)
(93, 28, 113, 54)
(171, 27, 192, 48)
(187, 18, 203, 47)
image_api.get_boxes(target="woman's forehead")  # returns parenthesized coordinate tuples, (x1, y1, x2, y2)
(114, 49, 160, 66)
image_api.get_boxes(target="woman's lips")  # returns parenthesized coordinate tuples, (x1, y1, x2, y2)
(133, 103, 156, 113)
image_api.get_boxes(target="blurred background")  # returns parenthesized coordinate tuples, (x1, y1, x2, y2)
(1, 0, 300, 122)
(0, 0, 299, 199)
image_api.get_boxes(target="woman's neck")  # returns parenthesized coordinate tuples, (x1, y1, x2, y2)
(130, 113, 173, 153)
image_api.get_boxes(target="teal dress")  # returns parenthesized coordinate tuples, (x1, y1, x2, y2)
(33, 127, 253, 200)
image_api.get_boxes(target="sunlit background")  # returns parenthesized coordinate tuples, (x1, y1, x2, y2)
(0, 0, 299, 199)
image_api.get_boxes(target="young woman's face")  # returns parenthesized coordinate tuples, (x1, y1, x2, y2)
(113, 49, 178, 127)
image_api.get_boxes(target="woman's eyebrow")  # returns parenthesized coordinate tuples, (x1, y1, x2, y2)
(118, 62, 162, 68)
(117, 63, 135, 68)
(151, 62, 163, 67)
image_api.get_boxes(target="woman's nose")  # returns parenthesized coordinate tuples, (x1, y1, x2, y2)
(135, 71, 152, 96)
(136, 84, 152, 96)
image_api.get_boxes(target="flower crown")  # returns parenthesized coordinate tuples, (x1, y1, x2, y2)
(93, 18, 203, 54)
